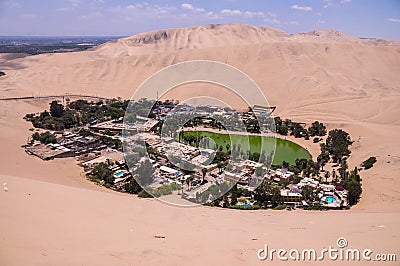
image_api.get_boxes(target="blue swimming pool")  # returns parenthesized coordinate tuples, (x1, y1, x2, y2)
(114, 171, 125, 178)
(237, 202, 252, 207)
(326, 196, 337, 203)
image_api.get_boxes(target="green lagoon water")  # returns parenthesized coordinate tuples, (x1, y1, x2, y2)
(182, 131, 311, 165)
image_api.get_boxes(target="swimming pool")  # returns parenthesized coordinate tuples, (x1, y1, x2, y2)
(325, 196, 337, 203)
(237, 202, 253, 207)
(114, 170, 125, 178)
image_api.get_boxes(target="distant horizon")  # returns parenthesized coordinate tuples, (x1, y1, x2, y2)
(0, 24, 398, 40)
(0, 1, 399, 38)
(0, 35, 126, 38)
(0, 35, 126, 37)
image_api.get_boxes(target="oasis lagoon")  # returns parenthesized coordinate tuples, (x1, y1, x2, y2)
(181, 131, 311, 165)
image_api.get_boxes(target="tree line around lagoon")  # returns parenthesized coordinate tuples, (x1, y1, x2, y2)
(274, 117, 327, 139)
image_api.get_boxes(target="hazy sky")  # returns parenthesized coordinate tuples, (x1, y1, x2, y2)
(0, 0, 399, 38)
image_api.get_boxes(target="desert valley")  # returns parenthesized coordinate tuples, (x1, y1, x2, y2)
(1, 24, 399, 265)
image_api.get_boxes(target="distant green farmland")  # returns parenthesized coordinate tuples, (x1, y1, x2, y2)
(181, 131, 311, 165)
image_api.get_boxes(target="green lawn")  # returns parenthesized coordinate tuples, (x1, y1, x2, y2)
(181, 131, 311, 165)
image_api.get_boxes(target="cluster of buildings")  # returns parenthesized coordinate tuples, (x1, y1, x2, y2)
(160, 103, 276, 133)
(127, 134, 219, 195)
(224, 160, 264, 187)
(89, 116, 159, 134)
(108, 160, 131, 190)
(301, 178, 348, 208)
(274, 176, 348, 208)
(25, 131, 108, 160)
(268, 168, 295, 184)
(223, 164, 348, 208)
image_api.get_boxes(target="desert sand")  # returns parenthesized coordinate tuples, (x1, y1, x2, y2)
(1, 174, 399, 265)
(0, 24, 399, 265)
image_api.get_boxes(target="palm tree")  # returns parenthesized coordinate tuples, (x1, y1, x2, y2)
(325, 171, 330, 183)
(217, 162, 224, 174)
(338, 159, 348, 180)
(332, 169, 337, 183)
(226, 143, 230, 151)
(201, 168, 207, 184)
(178, 131, 183, 143)
(186, 174, 194, 190)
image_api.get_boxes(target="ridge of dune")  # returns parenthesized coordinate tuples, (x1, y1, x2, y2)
(290, 29, 362, 43)
(94, 24, 289, 56)
(93, 24, 396, 58)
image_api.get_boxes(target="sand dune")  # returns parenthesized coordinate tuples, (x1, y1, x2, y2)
(0, 24, 399, 264)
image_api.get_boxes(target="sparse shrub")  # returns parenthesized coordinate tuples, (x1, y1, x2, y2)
(273, 205, 287, 210)
(313, 137, 321, 143)
(362, 157, 377, 170)
(157, 184, 173, 195)
(138, 190, 153, 198)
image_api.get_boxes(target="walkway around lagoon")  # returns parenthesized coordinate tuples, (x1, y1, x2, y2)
(0, 93, 112, 102)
